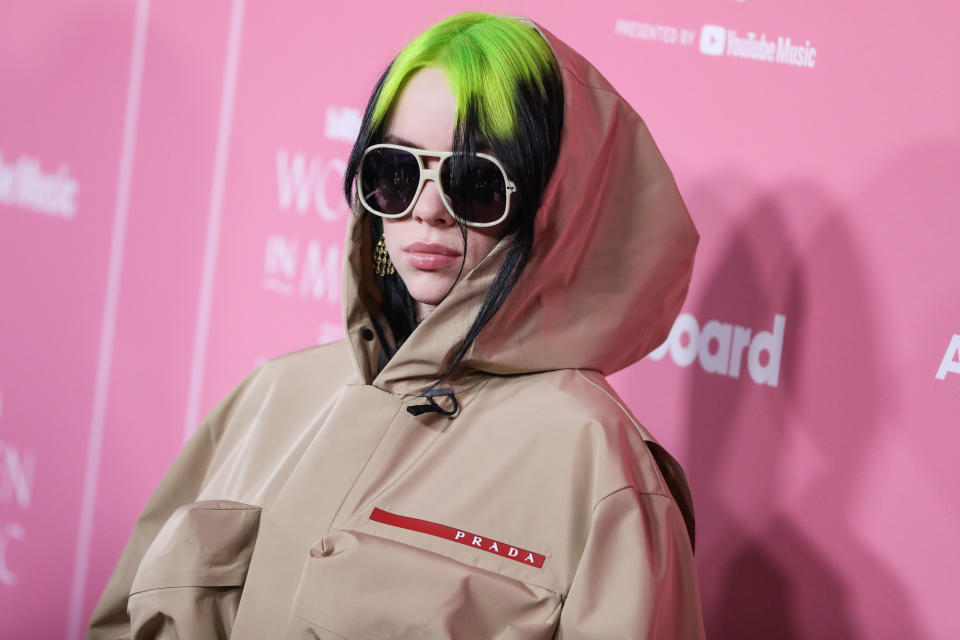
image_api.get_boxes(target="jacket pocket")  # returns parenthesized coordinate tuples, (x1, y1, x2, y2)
(285, 529, 562, 640)
(127, 500, 261, 639)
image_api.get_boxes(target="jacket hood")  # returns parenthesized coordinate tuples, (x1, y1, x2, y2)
(342, 18, 698, 396)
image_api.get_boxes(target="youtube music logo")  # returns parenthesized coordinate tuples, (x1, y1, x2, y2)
(699, 25, 725, 55)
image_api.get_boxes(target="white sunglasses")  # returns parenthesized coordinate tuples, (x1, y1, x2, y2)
(357, 143, 517, 228)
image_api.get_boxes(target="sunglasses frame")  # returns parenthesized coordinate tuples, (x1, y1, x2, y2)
(357, 143, 517, 228)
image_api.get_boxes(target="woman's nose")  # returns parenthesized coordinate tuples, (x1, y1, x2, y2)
(412, 161, 454, 226)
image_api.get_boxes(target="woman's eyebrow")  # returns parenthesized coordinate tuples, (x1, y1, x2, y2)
(382, 133, 492, 155)
(382, 133, 422, 148)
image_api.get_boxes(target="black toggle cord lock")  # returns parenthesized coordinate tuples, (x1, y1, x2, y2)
(407, 388, 459, 417)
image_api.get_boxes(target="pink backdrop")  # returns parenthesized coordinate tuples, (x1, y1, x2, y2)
(1, 1, 958, 638)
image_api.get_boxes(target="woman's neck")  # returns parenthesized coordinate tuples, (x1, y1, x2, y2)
(416, 302, 436, 323)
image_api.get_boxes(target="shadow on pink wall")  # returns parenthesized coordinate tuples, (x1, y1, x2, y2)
(684, 169, 924, 638)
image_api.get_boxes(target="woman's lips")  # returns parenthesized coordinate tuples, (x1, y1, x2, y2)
(403, 242, 461, 270)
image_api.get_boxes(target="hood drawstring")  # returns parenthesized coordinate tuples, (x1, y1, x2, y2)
(407, 388, 459, 417)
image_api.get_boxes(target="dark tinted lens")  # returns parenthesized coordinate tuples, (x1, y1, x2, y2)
(360, 147, 420, 215)
(440, 155, 508, 225)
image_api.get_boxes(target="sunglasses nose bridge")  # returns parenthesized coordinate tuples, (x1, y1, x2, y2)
(410, 167, 456, 225)
(418, 168, 446, 205)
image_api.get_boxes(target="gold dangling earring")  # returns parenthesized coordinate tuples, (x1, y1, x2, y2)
(374, 233, 395, 277)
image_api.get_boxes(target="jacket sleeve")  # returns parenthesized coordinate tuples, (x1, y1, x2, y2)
(555, 487, 705, 640)
(84, 368, 261, 639)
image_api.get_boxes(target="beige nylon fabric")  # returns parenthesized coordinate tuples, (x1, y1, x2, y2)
(87, 17, 704, 640)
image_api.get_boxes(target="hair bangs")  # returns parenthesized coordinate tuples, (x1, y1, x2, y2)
(370, 12, 558, 144)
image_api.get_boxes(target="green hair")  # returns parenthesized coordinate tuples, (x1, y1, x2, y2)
(370, 12, 559, 142)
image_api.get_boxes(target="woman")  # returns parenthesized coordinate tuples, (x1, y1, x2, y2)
(88, 12, 703, 639)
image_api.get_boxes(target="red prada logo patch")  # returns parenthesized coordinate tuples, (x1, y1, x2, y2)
(369, 507, 546, 568)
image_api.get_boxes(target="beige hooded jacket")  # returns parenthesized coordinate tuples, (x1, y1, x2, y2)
(87, 18, 704, 640)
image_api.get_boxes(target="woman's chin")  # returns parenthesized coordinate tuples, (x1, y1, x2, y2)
(403, 275, 456, 309)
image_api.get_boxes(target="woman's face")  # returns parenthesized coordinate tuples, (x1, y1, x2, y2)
(380, 66, 512, 320)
